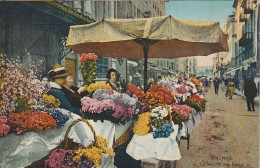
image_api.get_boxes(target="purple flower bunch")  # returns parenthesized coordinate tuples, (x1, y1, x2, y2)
(92, 89, 137, 110)
(45, 148, 95, 168)
(0, 54, 45, 114)
(45, 149, 74, 168)
(153, 123, 174, 139)
(158, 80, 176, 93)
(48, 108, 71, 127)
(112, 102, 135, 123)
(81, 97, 115, 114)
(135, 102, 149, 115)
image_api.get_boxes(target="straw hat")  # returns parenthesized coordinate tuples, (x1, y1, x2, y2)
(134, 72, 141, 78)
(48, 64, 70, 79)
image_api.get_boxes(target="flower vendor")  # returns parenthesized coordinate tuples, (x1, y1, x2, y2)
(106, 68, 122, 92)
(105, 70, 141, 168)
(47, 64, 85, 116)
(62, 74, 88, 108)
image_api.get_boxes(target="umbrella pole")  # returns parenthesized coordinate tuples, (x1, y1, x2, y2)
(143, 46, 149, 92)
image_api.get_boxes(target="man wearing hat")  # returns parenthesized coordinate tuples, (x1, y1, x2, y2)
(47, 64, 82, 116)
(131, 72, 143, 90)
(244, 76, 257, 111)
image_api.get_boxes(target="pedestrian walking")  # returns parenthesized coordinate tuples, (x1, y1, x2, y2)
(213, 77, 221, 95)
(227, 79, 235, 99)
(244, 76, 257, 111)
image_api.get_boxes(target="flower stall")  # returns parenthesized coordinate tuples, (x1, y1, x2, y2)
(0, 54, 116, 168)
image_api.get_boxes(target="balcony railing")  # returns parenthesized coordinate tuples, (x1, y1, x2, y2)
(239, 32, 253, 46)
(241, 0, 254, 14)
(239, 13, 248, 22)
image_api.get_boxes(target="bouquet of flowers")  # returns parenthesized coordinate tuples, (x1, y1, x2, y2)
(158, 80, 176, 93)
(145, 85, 175, 105)
(185, 94, 206, 112)
(0, 115, 10, 136)
(41, 94, 61, 108)
(175, 85, 188, 94)
(133, 112, 151, 135)
(45, 135, 114, 168)
(48, 108, 71, 127)
(81, 97, 117, 123)
(93, 89, 137, 110)
(126, 84, 145, 100)
(133, 105, 174, 139)
(8, 111, 57, 134)
(86, 82, 111, 94)
(82, 95, 137, 124)
(73, 136, 115, 167)
(171, 105, 193, 127)
(190, 77, 202, 91)
(45, 149, 76, 168)
(153, 123, 174, 139)
(0, 54, 45, 115)
(79, 53, 98, 86)
(112, 102, 135, 124)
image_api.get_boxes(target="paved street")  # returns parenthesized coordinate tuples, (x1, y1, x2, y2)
(177, 86, 259, 168)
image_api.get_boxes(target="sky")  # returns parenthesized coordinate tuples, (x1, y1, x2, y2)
(165, 0, 234, 67)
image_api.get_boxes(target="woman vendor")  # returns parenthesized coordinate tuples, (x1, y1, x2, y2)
(106, 68, 122, 92)
(106, 69, 141, 168)
(47, 64, 87, 116)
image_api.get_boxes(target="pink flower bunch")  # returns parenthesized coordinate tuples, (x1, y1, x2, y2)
(171, 105, 193, 119)
(0, 115, 10, 136)
(79, 53, 98, 63)
(112, 102, 135, 122)
(176, 86, 188, 94)
(45, 149, 73, 168)
(81, 97, 115, 114)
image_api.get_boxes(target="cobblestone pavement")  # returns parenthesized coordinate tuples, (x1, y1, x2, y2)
(176, 86, 259, 168)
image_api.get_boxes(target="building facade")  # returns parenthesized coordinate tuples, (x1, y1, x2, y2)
(0, 1, 94, 86)
(214, 0, 259, 89)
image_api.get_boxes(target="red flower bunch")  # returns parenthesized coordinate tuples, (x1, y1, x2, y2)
(0, 115, 10, 136)
(144, 92, 164, 105)
(145, 85, 175, 105)
(186, 94, 206, 112)
(190, 77, 202, 91)
(188, 94, 205, 105)
(8, 111, 57, 134)
(79, 53, 98, 63)
(126, 84, 145, 100)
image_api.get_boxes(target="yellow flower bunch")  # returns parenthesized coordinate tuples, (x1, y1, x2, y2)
(87, 82, 111, 93)
(73, 136, 115, 166)
(96, 136, 115, 157)
(133, 112, 151, 135)
(41, 94, 60, 108)
(73, 147, 103, 166)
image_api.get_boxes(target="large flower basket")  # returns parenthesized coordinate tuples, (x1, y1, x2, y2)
(126, 104, 181, 161)
(26, 119, 115, 168)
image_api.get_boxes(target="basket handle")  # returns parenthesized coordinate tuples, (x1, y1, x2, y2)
(64, 119, 97, 148)
(151, 104, 172, 122)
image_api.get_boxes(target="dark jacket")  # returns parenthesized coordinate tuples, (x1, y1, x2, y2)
(244, 80, 257, 99)
(48, 87, 82, 116)
(62, 86, 82, 108)
(213, 78, 221, 87)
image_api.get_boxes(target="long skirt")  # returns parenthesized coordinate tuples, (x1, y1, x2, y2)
(228, 87, 234, 97)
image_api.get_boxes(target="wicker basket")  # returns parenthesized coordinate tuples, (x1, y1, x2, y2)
(25, 119, 97, 168)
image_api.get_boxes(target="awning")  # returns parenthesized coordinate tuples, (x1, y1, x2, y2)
(23, 1, 95, 25)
